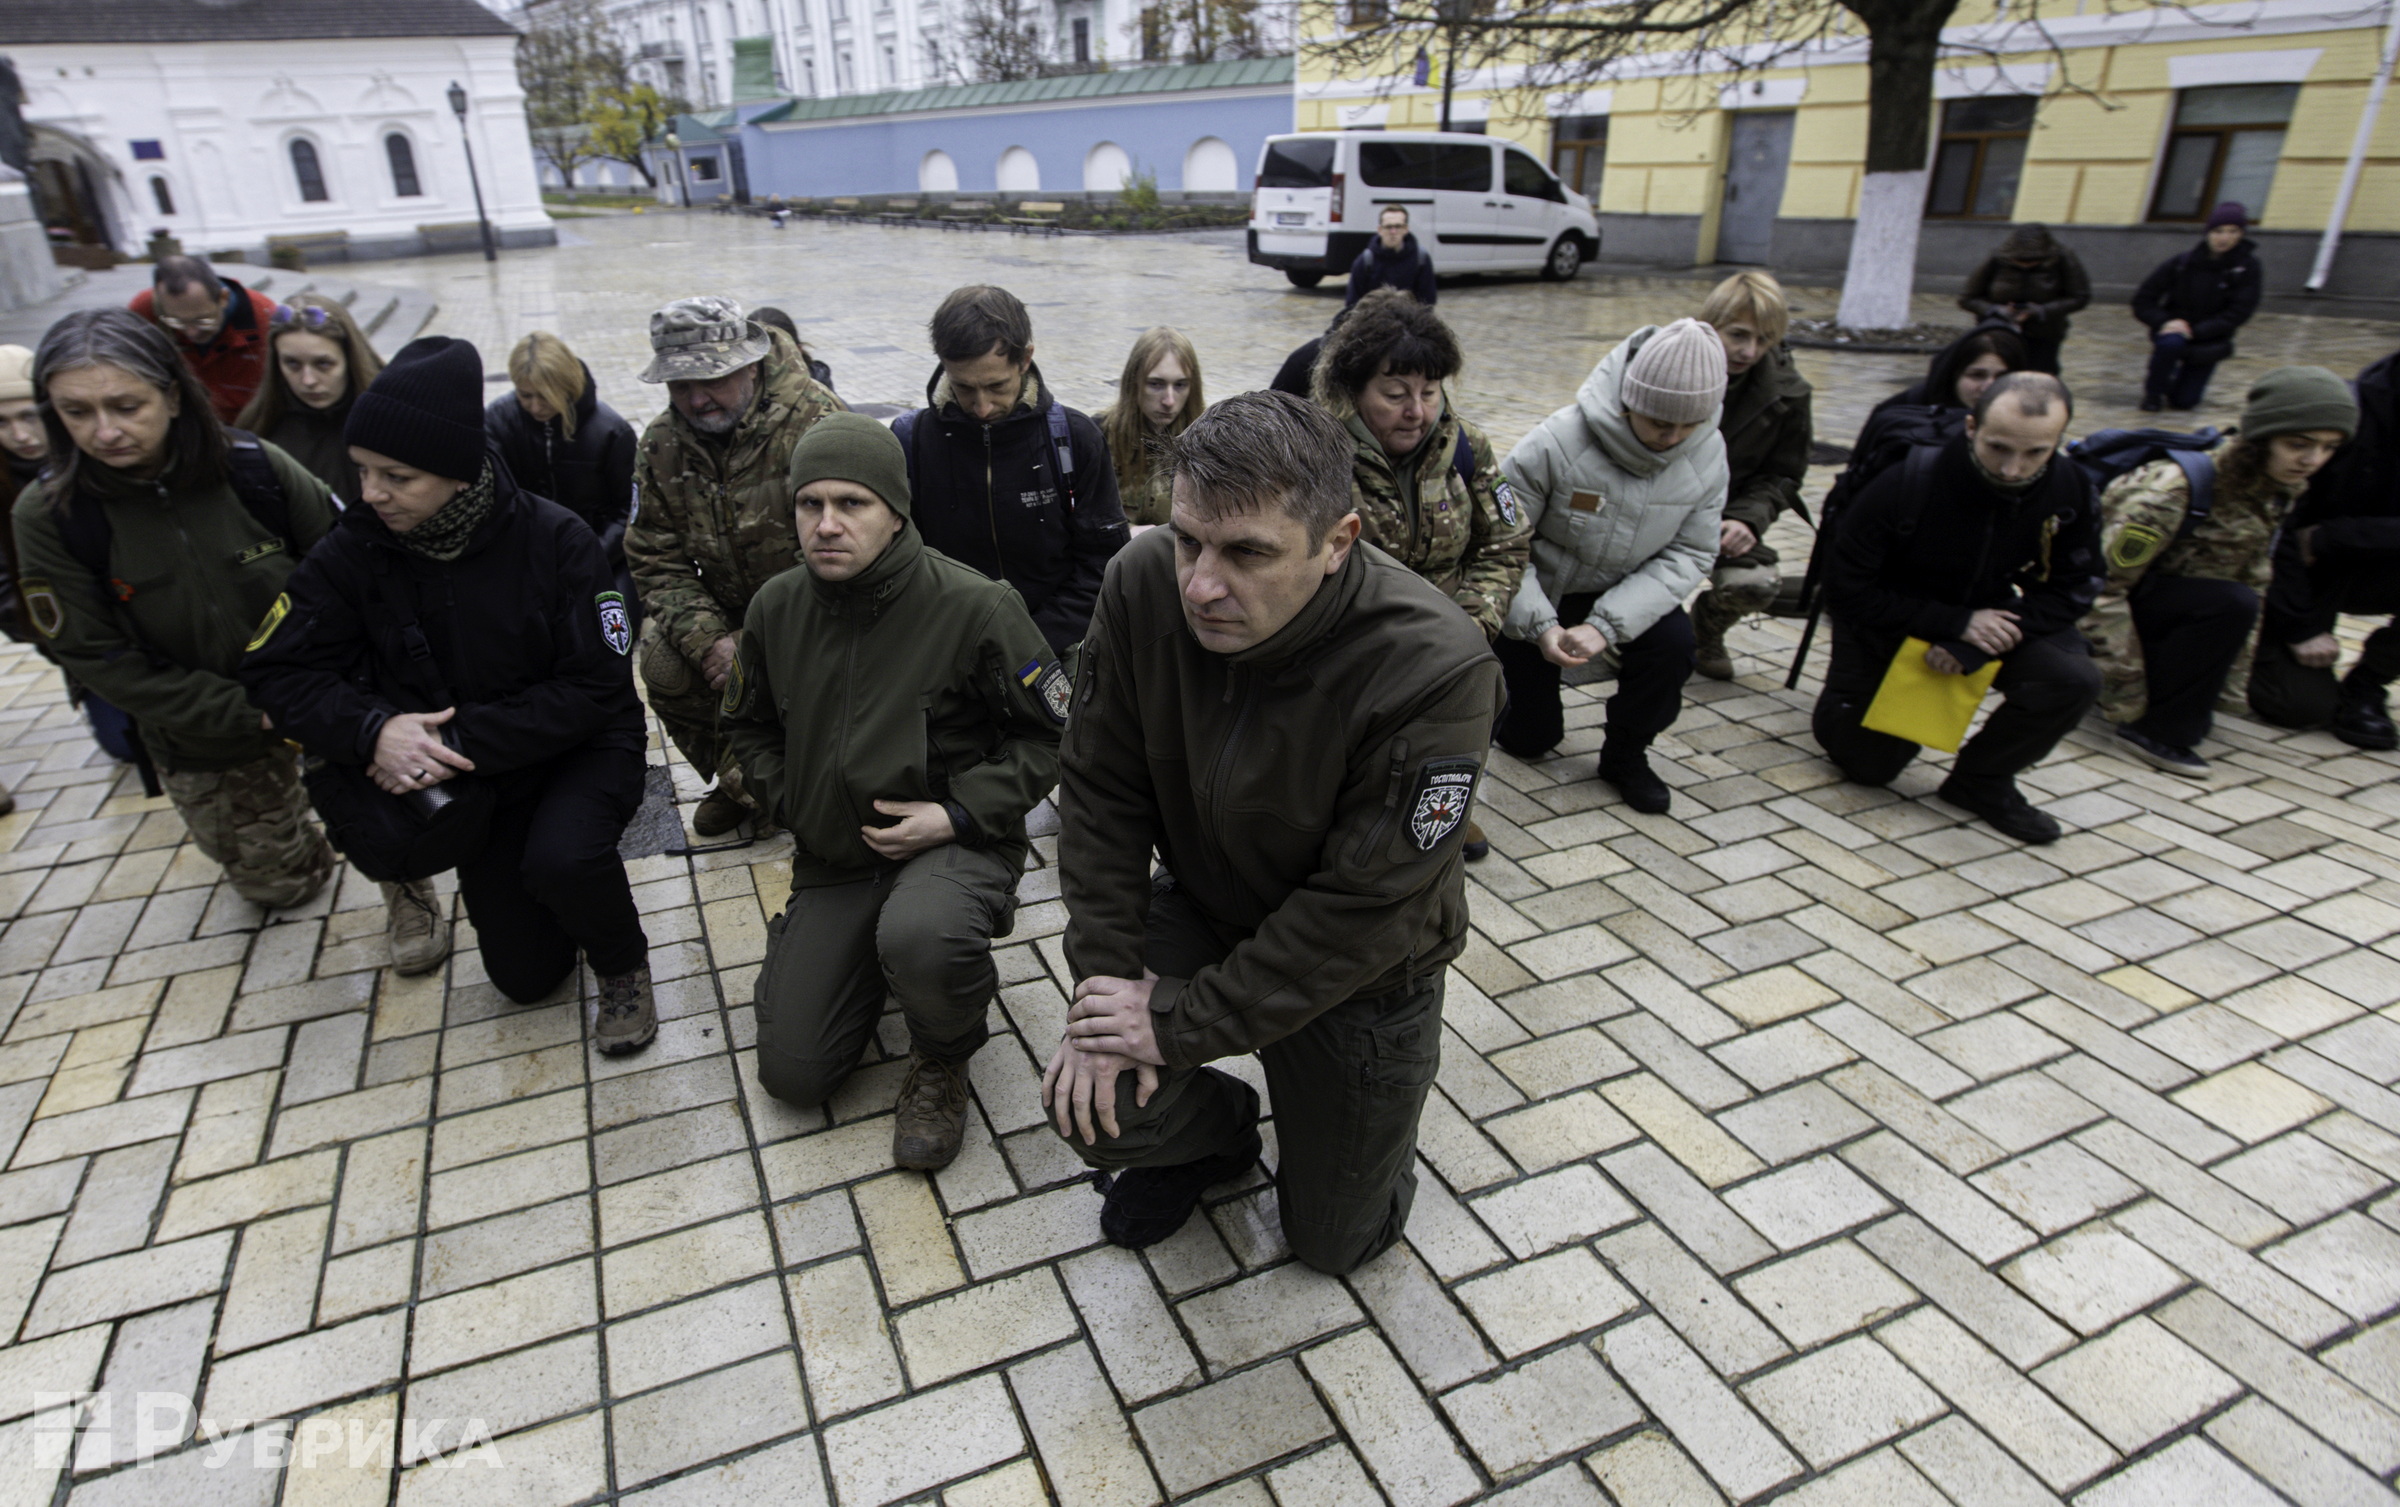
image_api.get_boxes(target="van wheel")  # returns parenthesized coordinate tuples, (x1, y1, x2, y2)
(1285, 269, 1325, 288)
(1542, 236, 1583, 281)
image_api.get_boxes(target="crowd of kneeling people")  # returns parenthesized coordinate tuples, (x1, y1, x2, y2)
(0, 241, 2389, 1274)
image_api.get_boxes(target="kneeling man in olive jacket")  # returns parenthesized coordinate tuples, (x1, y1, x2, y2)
(722, 413, 1065, 1171)
(1044, 391, 1505, 1275)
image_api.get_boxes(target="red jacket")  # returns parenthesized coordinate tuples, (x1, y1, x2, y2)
(128, 280, 279, 423)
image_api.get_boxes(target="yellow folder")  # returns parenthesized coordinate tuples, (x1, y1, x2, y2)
(1860, 637, 2002, 752)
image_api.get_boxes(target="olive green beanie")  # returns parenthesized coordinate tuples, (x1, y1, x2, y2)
(787, 411, 913, 517)
(2241, 366, 2358, 443)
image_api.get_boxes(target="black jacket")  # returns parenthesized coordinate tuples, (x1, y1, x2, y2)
(238, 461, 646, 776)
(261, 397, 360, 508)
(1882, 318, 2029, 414)
(901, 366, 1129, 654)
(1347, 233, 1438, 307)
(486, 368, 637, 565)
(2132, 237, 2263, 362)
(2265, 349, 2399, 641)
(1826, 434, 2102, 674)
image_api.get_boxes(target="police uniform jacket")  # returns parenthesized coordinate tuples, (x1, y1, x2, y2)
(1059, 528, 1504, 1069)
(238, 462, 646, 775)
(719, 524, 1064, 890)
(13, 441, 336, 772)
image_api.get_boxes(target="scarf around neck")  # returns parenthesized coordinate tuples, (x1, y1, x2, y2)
(394, 462, 498, 560)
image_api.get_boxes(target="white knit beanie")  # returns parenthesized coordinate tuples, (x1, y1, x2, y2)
(1620, 318, 1728, 426)
(0, 346, 32, 405)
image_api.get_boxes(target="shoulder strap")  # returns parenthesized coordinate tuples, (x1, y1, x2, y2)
(1895, 445, 1941, 538)
(1045, 398, 1077, 517)
(364, 553, 457, 709)
(1452, 428, 1474, 492)
(57, 494, 115, 596)
(222, 430, 294, 539)
(2168, 447, 2216, 541)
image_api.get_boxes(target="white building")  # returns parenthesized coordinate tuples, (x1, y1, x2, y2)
(582, 0, 1279, 109)
(9, 0, 555, 264)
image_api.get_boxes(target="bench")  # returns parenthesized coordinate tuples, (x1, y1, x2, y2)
(1001, 200, 1065, 232)
(876, 198, 920, 218)
(830, 197, 861, 215)
(267, 230, 349, 270)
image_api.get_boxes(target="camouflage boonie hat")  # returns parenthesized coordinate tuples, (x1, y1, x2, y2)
(640, 295, 772, 383)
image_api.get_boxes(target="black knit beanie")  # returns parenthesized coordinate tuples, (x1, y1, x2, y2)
(347, 336, 488, 481)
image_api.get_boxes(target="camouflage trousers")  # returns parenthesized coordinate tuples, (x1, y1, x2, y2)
(1692, 561, 1796, 643)
(160, 745, 338, 909)
(636, 619, 740, 794)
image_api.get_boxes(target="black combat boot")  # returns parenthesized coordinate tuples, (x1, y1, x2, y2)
(2332, 676, 2399, 751)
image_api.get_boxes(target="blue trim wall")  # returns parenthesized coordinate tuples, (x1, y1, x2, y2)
(741, 89, 1290, 197)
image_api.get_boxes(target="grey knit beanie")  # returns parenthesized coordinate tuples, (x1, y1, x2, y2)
(788, 412, 914, 517)
(2240, 366, 2358, 443)
(1620, 319, 1728, 426)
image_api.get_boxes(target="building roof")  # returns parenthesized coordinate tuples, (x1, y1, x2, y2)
(4, 0, 516, 44)
(750, 55, 1292, 125)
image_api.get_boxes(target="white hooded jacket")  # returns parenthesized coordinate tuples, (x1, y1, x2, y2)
(1500, 325, 1730, 648)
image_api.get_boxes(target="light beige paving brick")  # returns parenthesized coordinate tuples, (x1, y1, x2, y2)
(1843, 1132, 2038, 1265)
(22, 1229, 230, 1338)
(1343, 1241, 1497, 1392)
(1482, 1088, 1640, 1171)
(1734, 1240, 1920, 1349)
(611, 1350, 808, 1489)
(402, 1333, 601, 1462)
(2029, 1316, 2241, 1453)
(1891, 1415, 2069, 1507)
(1468, 1162, 1637, 1257)
(1703, 965, 1838, 1027)
(1598, 1220, 1789, 1378)
(156, 1148, 340, 1242)
(201, 1309, 407, 1422)
(1132, 1357, 1335, 1498)
(2001, 1225, 2187, 1336)
(2323, 1316, 2400, 1412)
(1599, 1142, 1776, 1275)
(954, 1181, 1104, 1277)
(1302, 1329, 1480, 1506)
(2156, 1287, 2400, 1474)
(1057, 1245, 1200, 1402)
(2262, 1211, 2400, 1320)
(2170, 1061, 2334, 1143)
(605, 1275, 790, 1398)
(1267, 1443, 1382, 1505)
(2070, 1435, 2285, 1507)
(1179, 1260, 1363, 1373)
(11, 1086, 191, 1168)
(1602, 1072, 1765, 1186)
(1741, 1334, 1945, 1469)
(411, 1259, 597, 1376)
(1599, 1315, 1802, 1500)
(852, 1170, 967, 1305)
(1437, 1343, 1640, 1482)
(597, 1149, 761, 1248)
(603, 1209, 775, 1315)
(1858, 1215, 2077, 1370)
(2110, 1199, 2349, 1344)
(2203, 1395, 2400, 1507)
(1877, 1306, 2118, 1491)
(1721, 1154, 1893, 1249)
(1008, 1340, 1159, 1507)
(789, 1254, 905, 1418)
(215, 1205, 331, 1356)
(894, 1267, 1077, 1386)
(1770, 1447, 1953, 1507)
(1968, 1142, 2143, 1237)
(283, 1391, 399, 1507)
(425, 1138, 590, 1233)
(1828, 1062, 2006, 1175)
(1582, 1429, 1726, 1507)
(1456, 1244, 1637, 1357)
(2215, 1130, 2389, 1225)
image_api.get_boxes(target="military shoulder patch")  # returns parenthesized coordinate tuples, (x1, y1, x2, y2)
(720, 641, 753, 718)
(1406, 756, 1481, 852)
(1494, 478, 1520, 528)
(2108, 522, 2167, 574)
(21, 577, 61, 640)
(1038, 664, 1072, 725)
(597, 591, 632, 655)
(246, 592, 291, 653)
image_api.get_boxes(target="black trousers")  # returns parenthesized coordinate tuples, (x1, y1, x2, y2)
(1064, 881, 1443, 1278)
(459, 746, 649, 1002)
(2250, 559, 2400, 727)
(1811, 623, 2098, 787)
(2143, 334, 2220, 409)
(2019, 329, 2064, 376)
(2130, 574, 2258, 749)
(1494, 598, 1695, 759)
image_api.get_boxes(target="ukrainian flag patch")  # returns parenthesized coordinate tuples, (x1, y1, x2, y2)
(1017, 658, 1043, 687)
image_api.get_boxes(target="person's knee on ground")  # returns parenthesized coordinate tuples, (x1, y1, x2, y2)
(874, 897, 997, 1062)
(482, 943, 579, 1007)
(2247, 642, 2340, 727)
(1810, 691, 1916, 788)
(1278, 1171, 1415, 1277)
(755, 1042, 856, 1108)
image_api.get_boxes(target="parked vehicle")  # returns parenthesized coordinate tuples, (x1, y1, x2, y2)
(1247, 131, 1602, 289)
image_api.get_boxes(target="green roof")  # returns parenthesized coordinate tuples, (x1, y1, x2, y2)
(750, 55, 1292, 125)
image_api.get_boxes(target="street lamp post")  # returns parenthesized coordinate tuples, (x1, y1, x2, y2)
(663, 131, 691, 208)
(446, 80, 498, 262)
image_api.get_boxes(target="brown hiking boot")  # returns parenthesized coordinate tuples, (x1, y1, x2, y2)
(1461, 819, 1490, 862)
(1694, 631, 1735, 681)
(893, 1051, 970, 1170)
(691, 787, 749, 838)
(378, 879, 452, 977)
(594, 966, 657, 1056)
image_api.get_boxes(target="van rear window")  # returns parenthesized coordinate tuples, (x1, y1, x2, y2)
(1359, 141, 1492, 193)
(1257, 138, 1336, 189)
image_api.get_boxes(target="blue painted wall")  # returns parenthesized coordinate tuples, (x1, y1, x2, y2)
(741, 89, 1289, 198)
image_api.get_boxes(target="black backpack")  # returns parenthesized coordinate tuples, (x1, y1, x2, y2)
(57, 430, 294, 618)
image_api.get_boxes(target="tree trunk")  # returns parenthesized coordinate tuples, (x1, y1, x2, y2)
(1834, 0, 1957, 329)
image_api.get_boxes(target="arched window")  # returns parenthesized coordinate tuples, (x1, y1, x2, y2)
(996, 146, 1039, 192)
(386, 133, 422, 197)
(149, 175, 175, 215)
(919, 149, 959, 193)
(290, 139, 329, 202)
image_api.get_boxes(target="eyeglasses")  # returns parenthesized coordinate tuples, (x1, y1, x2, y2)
(270, 304, 336, 331)
(155, 312, 224, 333)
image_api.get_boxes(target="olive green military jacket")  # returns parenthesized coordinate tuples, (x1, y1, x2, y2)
(1718, 347, 1814, 570)
(720, 526, 1065, 890)
(1059, 528, 1505, 1069)
(1316, 375, 1529, 640)
(14, 445, 336, 772)
(2084, 432, 2299, 724)
(625, 329, 845, 666)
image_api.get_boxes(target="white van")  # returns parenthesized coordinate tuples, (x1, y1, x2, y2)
(1248, 130, 1601, 289)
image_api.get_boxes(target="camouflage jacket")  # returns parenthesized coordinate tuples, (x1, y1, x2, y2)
(1115, 441, 1176, 528)
(624, 330, 845, 664)
(2084, 433, 2299, 723)
(1325, 400, 1529, 640)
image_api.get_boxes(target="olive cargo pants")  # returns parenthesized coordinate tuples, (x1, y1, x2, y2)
(161, 744, 337, 910)
(751, 843, 1020, 1107)
(1063, 880, 1445, 1277)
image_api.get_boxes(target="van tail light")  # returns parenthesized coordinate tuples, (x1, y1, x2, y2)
(1330, 172, 1345, 223)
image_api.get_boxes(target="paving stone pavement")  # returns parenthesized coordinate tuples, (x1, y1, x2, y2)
(4, 213, 2400, 1505)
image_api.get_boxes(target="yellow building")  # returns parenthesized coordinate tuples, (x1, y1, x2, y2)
(1296, 1, 2400, 305)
